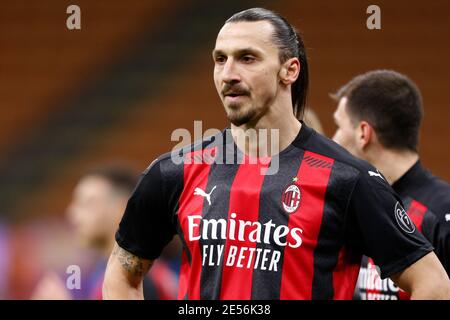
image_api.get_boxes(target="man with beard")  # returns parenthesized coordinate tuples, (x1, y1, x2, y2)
(103, 8, 450, 300)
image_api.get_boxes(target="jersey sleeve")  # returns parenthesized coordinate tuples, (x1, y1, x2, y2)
(345, 172, 433, 279)
(422, 212, 450, 275)
(115, 159, 177, 260)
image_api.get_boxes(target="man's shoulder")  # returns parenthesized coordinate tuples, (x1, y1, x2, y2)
(144, 130, 225, 175)
(142, 152, 174, 176)
(420, 172, 450, 217)
(427, 173, 450, 195)
(300, 130, 379, 179)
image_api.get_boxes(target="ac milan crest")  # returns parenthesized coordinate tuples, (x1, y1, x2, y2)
(282, 178, 301, 213)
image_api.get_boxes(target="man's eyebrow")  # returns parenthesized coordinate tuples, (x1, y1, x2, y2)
(212, 49, 224, 57)
(236, 47, 262, 55)
(212, 47, 263, 57)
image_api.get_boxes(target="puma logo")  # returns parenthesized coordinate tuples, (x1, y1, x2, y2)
(193, 186, 217, 205)
(368, 170, 385, 181)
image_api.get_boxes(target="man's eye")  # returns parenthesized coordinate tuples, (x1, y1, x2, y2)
(241, 55, 255, 63)
(215, 56, 226, 64)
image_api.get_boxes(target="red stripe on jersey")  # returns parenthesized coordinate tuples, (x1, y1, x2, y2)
(280, 151, 333, 299)
(219, 160, 269, 300)
(177, 148, 215, 299)
(177, 250, 189, 299)
(398, 289, 411, 300)
(407, 200, 428, 233)
(332, 248, 360, 299)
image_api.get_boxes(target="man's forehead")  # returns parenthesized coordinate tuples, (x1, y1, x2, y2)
(214, 20, 276, 51)
(76, 175, 111, 193)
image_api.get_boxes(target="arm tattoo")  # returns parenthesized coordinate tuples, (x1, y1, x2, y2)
(112, 244, 152, 278)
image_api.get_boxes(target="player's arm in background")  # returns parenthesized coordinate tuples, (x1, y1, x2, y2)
(390, 198, 450, 299)
(422, 201, 450, 277)
(348, 171, 450, 299)
(390, 251, 450, 299)
(103, 243, 154, 299)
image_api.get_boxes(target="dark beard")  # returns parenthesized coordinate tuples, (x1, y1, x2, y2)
(226, 107, 257, 126)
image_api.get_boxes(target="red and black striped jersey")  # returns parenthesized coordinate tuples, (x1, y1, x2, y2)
(355, 161, 450, 300)
(116, 123, 432, 300)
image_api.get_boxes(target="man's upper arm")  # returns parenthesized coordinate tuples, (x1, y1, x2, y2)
(107, 243, 154, 287)
(390, 251, 450, 299)
(422, 210, 450, 275)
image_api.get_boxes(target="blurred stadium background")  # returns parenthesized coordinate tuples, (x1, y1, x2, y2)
(0, 0, 449, 299)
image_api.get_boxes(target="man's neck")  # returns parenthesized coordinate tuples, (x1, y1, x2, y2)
(230, 102, 301, 158)
(369, 148, 419, 185)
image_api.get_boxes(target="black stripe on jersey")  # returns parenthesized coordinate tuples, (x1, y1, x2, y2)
(176, 215, 192, 265)
(320, 162, 334, 169)
(174, 175, 188, 300)
(199, 142, 240, 300)
(251, 148, 305, 299)
(305, 156, 321, 167)
(304, 156, 333, 169)
(312, 161, 360, 299)
(224, 129, 242, 166)
(159, 154, 190, 266)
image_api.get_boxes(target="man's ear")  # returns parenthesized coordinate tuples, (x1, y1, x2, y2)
(358, 121, 374, 149)
(280, 57, 300, 85)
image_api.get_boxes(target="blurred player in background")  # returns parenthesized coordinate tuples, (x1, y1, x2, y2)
(31, 164, 178, 299)
(332, 69, 450, 300)
(103, 8, 450, 300)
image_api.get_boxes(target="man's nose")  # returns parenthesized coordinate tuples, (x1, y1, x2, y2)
(222, 59, 241, 83)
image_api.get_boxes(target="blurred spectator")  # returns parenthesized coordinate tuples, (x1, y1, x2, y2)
(30, 164, 179, 299)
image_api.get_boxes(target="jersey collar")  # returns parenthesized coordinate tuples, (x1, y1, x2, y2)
(392, 160, 430, 195)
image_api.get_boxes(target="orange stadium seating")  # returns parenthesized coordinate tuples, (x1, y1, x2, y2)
(1, 0, 450, 220)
